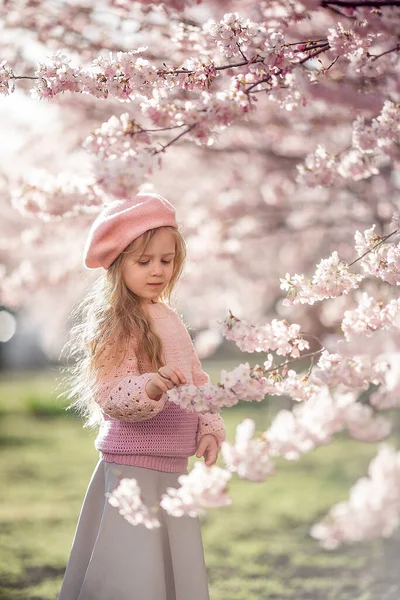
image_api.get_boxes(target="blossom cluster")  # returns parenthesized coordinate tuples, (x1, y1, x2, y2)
(280, 251, 364, 306)
(108, 477, 161, 529)
(266, 388, 391, 460)
(220, 311, 309, 357)
(341, 292, 400, 341)
(221, 419, 274, 482)
(83, 113, 152, 159)
(109, 463, 232, 529)
(327, 22, 378, 60)
(352, 102, 400, 155)
(310, 445, 400, 548)
(160, 462, 232, 517)
(202, 12, 261, 59)
(10, 171, 104, 221)
(298, 103, 400, 188)
(354, 225, 400, 286)
(0, 61, 15, 95)
(313, 350, 388, 391)
(296, 145, 337, 188)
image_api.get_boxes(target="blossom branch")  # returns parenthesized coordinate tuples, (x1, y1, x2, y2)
(153, 124, 197, 154)
(347, 227, 398, 267)
(370, 44, 400, 61)
(298, 44, 331, 64)
(322, 0, 400, 6)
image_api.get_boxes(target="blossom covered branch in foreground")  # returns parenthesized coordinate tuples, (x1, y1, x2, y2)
(109, 463, 232, 529)
(310, 445, 400, 549)
(108, 216, 400, 547)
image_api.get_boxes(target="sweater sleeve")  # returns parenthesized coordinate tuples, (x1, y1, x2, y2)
(191, 342, 226, 448)
(94, 342, 167, 423)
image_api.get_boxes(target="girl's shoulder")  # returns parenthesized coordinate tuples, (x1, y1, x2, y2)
(150, 302, 189, 331)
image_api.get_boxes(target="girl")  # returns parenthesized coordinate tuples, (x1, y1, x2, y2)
(58, 193, 226, 600)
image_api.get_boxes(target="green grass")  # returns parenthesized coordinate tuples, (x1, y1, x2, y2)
(0, 368, 399, 599)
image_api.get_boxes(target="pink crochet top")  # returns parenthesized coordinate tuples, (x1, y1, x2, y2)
(94, 302, 226, 472)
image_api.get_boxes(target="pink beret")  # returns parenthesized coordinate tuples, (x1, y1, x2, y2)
(83, 193, 178, 270)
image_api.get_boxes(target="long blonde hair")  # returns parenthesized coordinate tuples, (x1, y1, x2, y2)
(59, 226, 186, 427)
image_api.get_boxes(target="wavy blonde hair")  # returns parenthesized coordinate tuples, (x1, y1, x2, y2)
(59, 226, 186, 427)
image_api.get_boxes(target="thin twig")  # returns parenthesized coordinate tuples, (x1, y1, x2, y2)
(263, 349, 325, 375)
(11, 75, 39, 80)
(322, 0, 400, 6)
(298, 44, 331, 65)
(347, 227, 399, 267)
(152, 124, 196, 154)
(370, 44, 400, 61)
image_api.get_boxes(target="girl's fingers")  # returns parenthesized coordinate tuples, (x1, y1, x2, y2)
(158, 367, 179, 386)
(155, 375, 175, 392)
(205, 447, 217, 466)
(174, 368, 187, 384)
(196, 437, 208, 458)
(159, 366, 187, 386)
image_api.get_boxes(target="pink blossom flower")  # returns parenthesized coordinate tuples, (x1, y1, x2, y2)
(221, 419, 274, 481)
(202, 13, 260, 59)
(31, 52, 81, 100)
(108, 477, 160, 529)
(0, 61, 15, 96)
(281, 252, 364, 306)
(220, 312, 309, 357)
(314, 349, 388, 391)
(354, 225, 400, 285)
(341, 292, 400, 340)
(297, 145, 337, 188)
(311, 445, 400, 548)
(160, 462, 232, 517)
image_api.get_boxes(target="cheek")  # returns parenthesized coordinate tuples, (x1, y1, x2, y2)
(124, 266, 146, 288)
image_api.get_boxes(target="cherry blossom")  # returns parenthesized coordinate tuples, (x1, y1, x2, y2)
(10, 171, 104, 220)
(296, 145, 337, 188)
(341, 292, 400, 341)
(280, 251, 364, 306)
(0, 61, 15, 96)
(313, 350, 388, 391)
(354, 225, 400, 285)
(108, 477, 161, 529)
(221, 418, 274, 482)
(160, 462, 232, 518)
(310, 445, 400, 549)
(265, 388, 391, 460)
(220, 312, 309, 357)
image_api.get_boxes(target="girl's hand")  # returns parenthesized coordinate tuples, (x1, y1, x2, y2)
(196, 434, 219, 467)
(145, 365, 186, 400)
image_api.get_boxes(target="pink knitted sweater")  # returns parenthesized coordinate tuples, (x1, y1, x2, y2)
(94, 302, 226, 472)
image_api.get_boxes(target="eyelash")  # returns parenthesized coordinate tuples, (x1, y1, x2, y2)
(138, 260, 172, 266)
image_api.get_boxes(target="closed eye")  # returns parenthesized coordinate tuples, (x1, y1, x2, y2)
(138, 260, 173, 266)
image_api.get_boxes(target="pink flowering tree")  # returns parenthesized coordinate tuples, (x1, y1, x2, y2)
(1, 0, 400, 547)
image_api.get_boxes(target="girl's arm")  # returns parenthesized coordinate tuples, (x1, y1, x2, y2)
(191, 345, 226, 448)
(94, 343, 167, 422)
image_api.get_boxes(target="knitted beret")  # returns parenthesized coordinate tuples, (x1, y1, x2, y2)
(83, 193, 178, 270)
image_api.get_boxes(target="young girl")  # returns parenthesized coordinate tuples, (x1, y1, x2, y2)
(58, 193, 226, 600)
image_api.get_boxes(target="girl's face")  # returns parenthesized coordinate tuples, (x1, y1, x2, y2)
(122, 228, 176, 304)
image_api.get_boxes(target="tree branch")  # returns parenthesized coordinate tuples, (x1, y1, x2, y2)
(322, 0, 400, 6)
(347, 228, 399, 267)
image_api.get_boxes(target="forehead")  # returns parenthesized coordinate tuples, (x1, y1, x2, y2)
(137, 228, 176, 255)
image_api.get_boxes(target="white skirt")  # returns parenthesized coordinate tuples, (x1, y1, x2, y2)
(58, 459, 209, 600)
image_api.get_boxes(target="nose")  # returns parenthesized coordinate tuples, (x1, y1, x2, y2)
(151, 261, 163, 277)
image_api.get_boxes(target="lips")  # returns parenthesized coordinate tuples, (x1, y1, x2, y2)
(147, 283, 163, 286)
